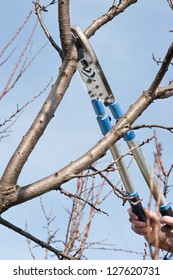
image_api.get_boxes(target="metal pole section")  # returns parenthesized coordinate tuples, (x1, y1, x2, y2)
(126, 138, 166, 205)
(109, 144, 135, 194)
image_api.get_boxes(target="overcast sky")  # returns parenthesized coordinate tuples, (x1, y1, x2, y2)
(0, 1, 173, 260)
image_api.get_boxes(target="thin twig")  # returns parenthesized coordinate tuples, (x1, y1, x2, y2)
(132, 124, 173, 133)
(152, 53, 173, 66)
(40, 197, 59, 259)
(0, 47, 17, 67)
(0, 20, 39, 99)
(0, 113, 22, 140)
(148, 43, 173, 97)
(5, 43, 48, 95)
(0, 77, 52, 128)
(25, 222, 36, 260)
(0, 9, 33, 58)
(59, 187, 108, 215)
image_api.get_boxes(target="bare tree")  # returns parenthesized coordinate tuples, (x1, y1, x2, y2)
(0, 1, 173, 259)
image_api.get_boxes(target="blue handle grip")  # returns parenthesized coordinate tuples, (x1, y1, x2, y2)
(160, 204, 173, 217)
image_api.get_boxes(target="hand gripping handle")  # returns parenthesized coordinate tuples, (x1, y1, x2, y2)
(129, 193, 146, 222)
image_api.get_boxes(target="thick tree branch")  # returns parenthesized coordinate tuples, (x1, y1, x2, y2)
(58, 0, 72, 58)
(0, 50, 77, 187)
(85, 0, 138, 38)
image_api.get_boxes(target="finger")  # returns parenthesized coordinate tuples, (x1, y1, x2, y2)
(160, 216, 173, 227)
(161, 224, 173, 235)
(127, 208, 138, 220)
(129, 218, 147, 227)
(144, 208, 159, 222)
(131, 224, 150, 235)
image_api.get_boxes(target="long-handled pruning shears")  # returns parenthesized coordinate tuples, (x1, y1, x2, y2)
(71, 26, 173, 221)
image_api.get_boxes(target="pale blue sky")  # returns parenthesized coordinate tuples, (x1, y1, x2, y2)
(0, 1, 173, 260)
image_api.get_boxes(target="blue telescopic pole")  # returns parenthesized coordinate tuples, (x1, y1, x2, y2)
(92, 99, 146, 222)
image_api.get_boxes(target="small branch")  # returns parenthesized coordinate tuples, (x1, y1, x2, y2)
(0, 47, 17, 67)
(152, 133, 162, 259)
(154, 80, 173, 99)
(152, 53, 173, 66)
(0, 217, 75, 260)
(39, 197, 59, 259)
(63, 170, 113, 258)
(148, 42, 173, 97)
(59, 186, 108, 215)
(8, 43, 48, 95)
(25, 222, 36, 260)
(0, 113, 22, 140)
(153, 132, 173, 198)
(0, 9, 33, 58)
(80, 240, 151, 258)
(132, 124, 173, 133)
(0, 20, 39, 99)
(152, 53, 162, 65)
(38, 0, 57, 12)
(34, 0, 62, 57)
(0, 78, 52, 129)
(91, 166, 125, 199)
